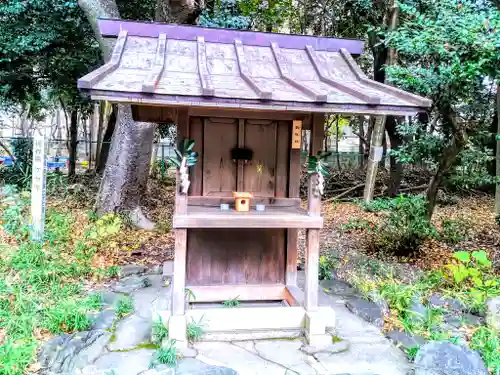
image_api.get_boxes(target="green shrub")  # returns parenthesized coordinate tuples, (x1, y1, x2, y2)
(152, 317, 169, 345)
(222, 297, 240, 307)
(342, 218, 373, 231)
(470, 327, 499, 374)
(116, 296, 134, 318)
(375, 195, 436, 256)
(151, 340, 177, 367)
(438, 217, 469, 244)
(318, 255, 337, 280)
(186, 318, 204, 342)
(360, 197, 397, 212)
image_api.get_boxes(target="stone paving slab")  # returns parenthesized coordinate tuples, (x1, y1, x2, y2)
(193, 342, 287, 375)
(91, 349, 154, 375)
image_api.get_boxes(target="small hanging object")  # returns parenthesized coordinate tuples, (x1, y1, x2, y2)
(168, 139, 198, 195)
(307, 151, 330, 198)
(233, 192, 253, 212)
(179, 157, 190, 194)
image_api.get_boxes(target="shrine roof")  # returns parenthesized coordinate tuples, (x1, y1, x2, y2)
(78, 19, 431, 116)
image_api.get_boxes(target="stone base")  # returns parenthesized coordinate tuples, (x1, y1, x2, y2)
(305, 332, 333, 347)
(156, 305, 336, 345)
(168, 315, 187, 348)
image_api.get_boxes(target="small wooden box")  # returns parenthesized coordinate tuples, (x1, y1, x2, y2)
(232, 192, 253, 212)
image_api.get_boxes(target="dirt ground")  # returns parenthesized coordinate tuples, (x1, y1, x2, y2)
(85, 179, 499, 281)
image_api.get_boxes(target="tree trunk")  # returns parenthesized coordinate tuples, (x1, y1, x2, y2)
(68, 109, 78, 177)
(426, 109, 466, 218)
(80, 0, 200, 216)
(495, 84, 500, 214)
(335, 117, 341, 171)
(386, 116, 404, 196)
(96, 105, 116, 173)
(358, 116, 365, 168)
(96, 105, 156, 214)
(364, 116, 386, 202)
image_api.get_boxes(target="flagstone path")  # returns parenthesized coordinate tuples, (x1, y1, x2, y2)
(40, 268, 411, 375)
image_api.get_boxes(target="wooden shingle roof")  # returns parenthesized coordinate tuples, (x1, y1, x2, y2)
(78, 19, 431, 115)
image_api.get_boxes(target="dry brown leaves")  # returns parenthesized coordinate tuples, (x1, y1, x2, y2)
(317, 195, 499, 276)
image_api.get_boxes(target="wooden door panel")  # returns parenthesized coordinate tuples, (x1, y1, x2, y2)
(243, 120, 277, 197)
(202, 118, 238, 196)
(186, 228, 286, 285)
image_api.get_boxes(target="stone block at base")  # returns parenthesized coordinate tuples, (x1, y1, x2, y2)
(305, 311, 326, 336)
(168, 315, 187, 348)
(305, 332, 333, 347)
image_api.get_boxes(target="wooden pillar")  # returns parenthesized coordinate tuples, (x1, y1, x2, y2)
(363, 115, 386, 202)
(286, 119, 303, 286)
(172, 108, 189, 316)
(304, 113, 324, 312)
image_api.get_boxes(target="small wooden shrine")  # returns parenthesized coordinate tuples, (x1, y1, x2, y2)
(79, 19, 431, 346)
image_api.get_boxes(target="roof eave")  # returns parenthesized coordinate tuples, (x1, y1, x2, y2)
(81, 89, 428, 117)
(96, 18, 365, 54)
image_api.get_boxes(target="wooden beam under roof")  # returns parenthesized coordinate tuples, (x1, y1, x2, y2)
(339, 48, 432, 107)
(78, 30, 128, 89)
(271, 42, 327, 102)
(142, 33, 167, 93)
(234, 39, 272, 100)
(197, 36, 215, 96)
(305, 45, 381, 105)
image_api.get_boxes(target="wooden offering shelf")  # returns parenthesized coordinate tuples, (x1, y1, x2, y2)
(173, 205, 323, 229)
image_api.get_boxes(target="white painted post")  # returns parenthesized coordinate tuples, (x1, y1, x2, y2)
(31, 133, 47, 242)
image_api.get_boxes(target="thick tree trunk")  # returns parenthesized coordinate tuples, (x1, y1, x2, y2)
(79, 0, 201, 216)
(495, 84, 500, 214)
(79, 0, 155, 215)
(68, 109, 78, 177)
(426, 109, 466, 218)
(386, 116, 404, 196)
(97, 105, 156, 214)
(364, 116, 387, 202)
(96, 105, 116, 173)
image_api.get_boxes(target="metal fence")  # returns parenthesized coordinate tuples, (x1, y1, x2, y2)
(1, 137, 382, 172)
(0, 137, 176, 170)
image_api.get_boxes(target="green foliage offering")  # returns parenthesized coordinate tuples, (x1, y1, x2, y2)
(307, 151, 331, 177)
(186, 318, 204, 342)
(115, 296, 134, 319)
(470, 327, 500, 374)
(150, 340, 177, 367)
(152, 317, 169, 345)
(168, 139, 198, 170)
(496, 214, 500, 226)
(375, 195, 436, 256)
(222, 297, 240, 308)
